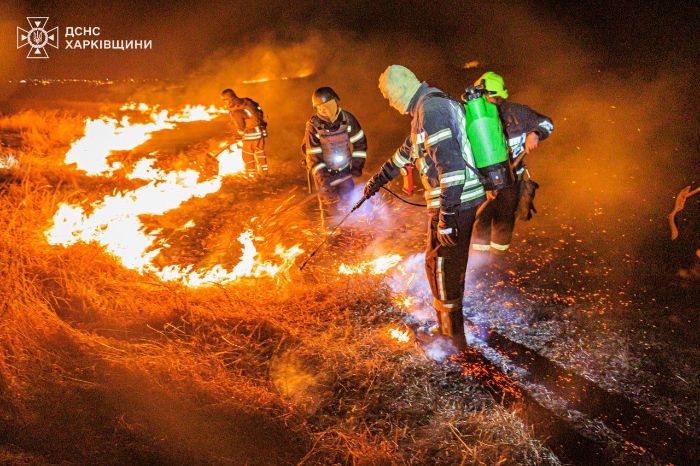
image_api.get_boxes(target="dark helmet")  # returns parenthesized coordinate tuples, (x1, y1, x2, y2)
(312, 87, 340, 107)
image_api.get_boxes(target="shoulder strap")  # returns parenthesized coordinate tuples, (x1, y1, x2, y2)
(421, 92, 487, 185)
(242, 98, 264, 124)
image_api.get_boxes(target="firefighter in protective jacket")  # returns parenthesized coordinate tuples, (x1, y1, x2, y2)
(221, 88, 268, 177)
(470, 72, 554, 253)
(302, 87, 367, 210)
(363, 65, 487, 352)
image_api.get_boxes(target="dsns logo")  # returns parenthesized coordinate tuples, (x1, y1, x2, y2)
(17, 17, 59, 59)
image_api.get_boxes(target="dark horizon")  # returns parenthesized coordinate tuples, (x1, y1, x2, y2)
(1, 0, 698, 81)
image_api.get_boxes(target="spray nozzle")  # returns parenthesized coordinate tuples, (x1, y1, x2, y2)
(352, 196, 367, 212)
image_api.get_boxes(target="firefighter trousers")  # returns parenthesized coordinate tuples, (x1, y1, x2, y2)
(314, 171, 354, 219)
(241, 137, 268, 177)
(472, 179, 521, 252)
(425, 204, 479, 349)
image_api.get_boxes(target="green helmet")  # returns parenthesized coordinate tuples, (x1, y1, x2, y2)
(475, 71, 509, 99)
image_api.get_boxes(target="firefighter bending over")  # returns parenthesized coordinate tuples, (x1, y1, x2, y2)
(221, 88, 269, 177)
(363, 66, 486, 352)
(471, 72, 554, 253)
(302, 87, 367, 212)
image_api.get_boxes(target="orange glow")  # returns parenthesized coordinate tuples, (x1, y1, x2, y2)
(338, 254, 402, 275)
(66, 104, 227, 176)
(395, 295, 415, 309)
(215, 143, 247, 177)
(241, 70, 314, 84)
(388, 327, 410, 343)
(45, 103, 301, 287)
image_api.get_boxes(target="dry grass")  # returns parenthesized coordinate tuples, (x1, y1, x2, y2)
(0, 110, 85, 152)
(0, 124, 558, 465)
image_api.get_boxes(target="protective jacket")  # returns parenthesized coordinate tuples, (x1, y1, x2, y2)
(472, 101, 553, 252)
(375, 83, 486, 210)
(499, 101, 553, 177)
(302, 109, 367, 186)
(228, 98, 268, 142)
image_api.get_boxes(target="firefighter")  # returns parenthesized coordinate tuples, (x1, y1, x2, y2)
(363, 65, 486, 352)
(302, 87, 367, 213)
(221, 88, 268, 177)
(471, 72, 554, 253)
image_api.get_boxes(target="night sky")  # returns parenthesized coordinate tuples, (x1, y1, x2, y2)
(1, 0, 698, 80)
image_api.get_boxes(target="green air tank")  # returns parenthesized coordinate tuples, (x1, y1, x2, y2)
(462, 84, 514, 191)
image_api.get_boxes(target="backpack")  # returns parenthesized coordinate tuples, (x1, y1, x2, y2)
(241, 98, 266, 128)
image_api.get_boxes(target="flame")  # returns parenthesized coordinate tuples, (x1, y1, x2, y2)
(45, 102, 301, 288)
(156, 231, 304, 287)
(338, 254, 403, 275)
(120, 102, 227, 120)
(120, 102, 152, 112)
(395, 295, 415, 309)
(241, 70, 314, 84)
(215, 143, 247, 177)
(46, 169, 222, 270)
(66, 104, 227, 176)
(388, 327, 410, 343)
(127, 158, 166, 180)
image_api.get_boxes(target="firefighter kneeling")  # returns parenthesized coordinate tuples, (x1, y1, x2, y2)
(302, 87, 367, 215)
(364, 66, 487, 352)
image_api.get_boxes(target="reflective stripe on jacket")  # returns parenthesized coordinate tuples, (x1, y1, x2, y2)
(376, 83, 486, 211)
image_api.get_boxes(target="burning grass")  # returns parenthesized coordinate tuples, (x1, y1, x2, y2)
(0, 131, 557, 464)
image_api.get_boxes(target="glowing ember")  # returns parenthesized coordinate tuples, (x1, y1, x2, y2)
(389, 327, 410, 343)
(338, 254, 402, 275)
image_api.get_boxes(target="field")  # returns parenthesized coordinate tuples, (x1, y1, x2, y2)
(0, 82, 698, 465)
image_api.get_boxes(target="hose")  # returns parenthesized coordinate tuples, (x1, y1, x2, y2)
(379, 186, 427, 207)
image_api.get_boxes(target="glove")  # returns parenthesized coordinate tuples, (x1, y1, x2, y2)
(351, 166, 362, 178)
(363, 171, 389, 199)
(437, 209, 459, 247)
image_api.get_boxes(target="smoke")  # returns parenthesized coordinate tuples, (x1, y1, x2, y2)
(144, 2, 697, 254)
(422, 339, 457, 362)
(4, 0, 696, 267)
(145, 0, 695, 292)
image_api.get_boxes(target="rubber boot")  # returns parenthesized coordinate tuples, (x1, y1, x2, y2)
(434, 298, 468, 352)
